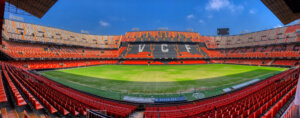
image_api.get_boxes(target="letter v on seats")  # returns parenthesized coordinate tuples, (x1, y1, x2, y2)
(138, 44, 146, 52)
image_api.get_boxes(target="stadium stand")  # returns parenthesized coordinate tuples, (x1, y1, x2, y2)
(0, 70, 7, 103)
(0, 41, 122, 60)
(2, 19, 121, 48)
(0, 0, 299, 117)
(0, 19, 299, 118)
(123, 31, 201, 42)
(1, 19, 299, 67)
(7, 60, 118, 70)
(202, 25, 299, 49)
(205, 44, 299, 58)
(1, 62, 137, 117)
(144, 68, 299, 118)
(212, 59, 300, 67)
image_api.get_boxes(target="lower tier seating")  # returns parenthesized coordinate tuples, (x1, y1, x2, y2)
(144, 68, 299, 118)
(5, 58, 298, 70)
(1, 62, 137, 117)
(0, 71, 7, 103)
(213, 59, 299, 66)
(0, 61, 298, 118)
(2, 66, 27, 106)
(279, 101, 299, 118)
(8, 60, 118, 70)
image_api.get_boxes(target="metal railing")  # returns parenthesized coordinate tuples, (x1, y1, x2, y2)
(281, 101, 300, 118)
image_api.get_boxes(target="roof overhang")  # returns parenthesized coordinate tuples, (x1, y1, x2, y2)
(261, 0, 300, 25)
(5, 0, 57, 18)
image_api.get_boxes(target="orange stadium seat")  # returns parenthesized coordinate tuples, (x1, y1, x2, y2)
(144, 68, 299, 118)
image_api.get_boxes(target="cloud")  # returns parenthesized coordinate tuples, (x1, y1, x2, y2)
(99, 20, 110, 27)
(273, 24, 282, 28)
(205, 0, 230, 11)
(249, 9, 256, 14)
(198, 19, 205, 24)
(205, 0, 244, 13)
(187, 14, 195, 19)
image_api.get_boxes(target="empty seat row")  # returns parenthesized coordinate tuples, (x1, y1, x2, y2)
(204, 24, 299, 48)
(3, 19, 121, 48)
(0, 69, 7, 103)
(206, 44, 300, 58)
(262, 85, 297, 118)
(2, 62, 137, 117)
(5, 66, 43, 110)
(0, 41, 121, 60)
(213, 59, 299, 66)
(1, 64, 26, 106)
(122, 43, 207, 59)
(124, 31, 201, 42)
(144, 68, 299, 118)
(8, 60, 118, 70)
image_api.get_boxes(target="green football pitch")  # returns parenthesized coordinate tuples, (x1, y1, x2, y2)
(40, 64, 287, 100)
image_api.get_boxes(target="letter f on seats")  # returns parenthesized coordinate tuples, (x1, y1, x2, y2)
(185, 44, 191, 52)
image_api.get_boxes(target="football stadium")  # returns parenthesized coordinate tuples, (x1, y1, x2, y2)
(0, 0, 299, 118)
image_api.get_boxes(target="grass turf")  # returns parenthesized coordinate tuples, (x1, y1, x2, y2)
(40, 64, 287, 100)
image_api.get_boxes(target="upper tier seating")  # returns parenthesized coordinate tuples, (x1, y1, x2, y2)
(206, 44, 299, 58)
(123, 31, 201, 42)
(1, 20, 299, 70)
(0, 41, 122, 59)
(203, 25, 300, 48)
(1, 20, 299, 62)
(3, 19, 299, 50)
(2, 19, 121, 49)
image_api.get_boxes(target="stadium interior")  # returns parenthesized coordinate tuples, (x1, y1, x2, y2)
(0, 0, 299, 118)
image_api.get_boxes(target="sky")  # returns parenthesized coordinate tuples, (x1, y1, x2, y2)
(4, 0, 300, 36)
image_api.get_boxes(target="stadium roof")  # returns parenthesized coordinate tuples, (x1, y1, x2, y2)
(261, 0, 300, 25)
(5, 0, 57, 18)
